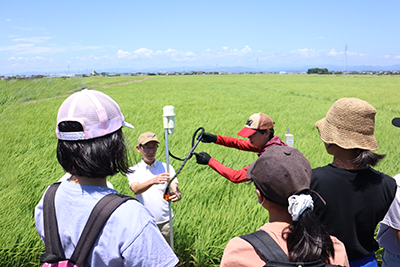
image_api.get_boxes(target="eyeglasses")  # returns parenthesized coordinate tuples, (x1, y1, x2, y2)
(140, 145, 158, 152)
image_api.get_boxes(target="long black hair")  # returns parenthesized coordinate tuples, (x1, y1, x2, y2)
(57, 121, 132, 178)
(283, 206, 335, 263)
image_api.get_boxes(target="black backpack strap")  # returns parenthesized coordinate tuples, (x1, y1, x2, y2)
(41, 182, 137, 267)
(70, 193, 136, 267)
(240, 230, 290, 262)
(42, 182, 65, 259)
(241, 231, 344, 267)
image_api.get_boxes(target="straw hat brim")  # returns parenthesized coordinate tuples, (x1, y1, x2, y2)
(315, 117, 378, 151)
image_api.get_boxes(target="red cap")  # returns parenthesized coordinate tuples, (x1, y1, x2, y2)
(237, 113, 274, 137)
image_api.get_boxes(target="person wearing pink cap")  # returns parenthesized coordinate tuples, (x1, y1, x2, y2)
(35, 89, 178, 267)
(194, 113, 287, 183)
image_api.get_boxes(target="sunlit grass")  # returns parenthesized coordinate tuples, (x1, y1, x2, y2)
(1, 74, 399, 266)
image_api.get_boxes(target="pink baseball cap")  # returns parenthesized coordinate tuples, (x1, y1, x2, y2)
(237, 113, 274, 137)
(56, 89, 134, 140)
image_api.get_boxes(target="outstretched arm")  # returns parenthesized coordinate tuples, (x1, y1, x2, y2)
(200, 133, 258, 152)
(215, 135, 258, 152)
(130, 173, 170, 195)
(208, 158, 251, 183)
(194, 152, 251, 183)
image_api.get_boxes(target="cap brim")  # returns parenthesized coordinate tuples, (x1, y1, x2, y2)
(123, 121, 135, 129)
(237, 127, 257, 137)
(392, 118, 400, 128)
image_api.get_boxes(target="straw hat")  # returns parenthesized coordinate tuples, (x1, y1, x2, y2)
(315, 98, 378, 151)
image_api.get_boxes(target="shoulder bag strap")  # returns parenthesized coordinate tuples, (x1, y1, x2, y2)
(70, 193, 137, 267)
(240, 230, 290, 262)
(42, 182, 65, 259)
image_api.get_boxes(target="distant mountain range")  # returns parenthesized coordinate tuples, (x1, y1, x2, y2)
(2, 64, 400, 76)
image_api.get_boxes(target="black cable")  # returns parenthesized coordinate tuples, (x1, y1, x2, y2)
(169, 127, 204, 161)
(164, 127, 204, 194)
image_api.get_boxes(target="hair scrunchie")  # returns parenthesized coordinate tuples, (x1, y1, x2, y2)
(288, 194, 314, 221)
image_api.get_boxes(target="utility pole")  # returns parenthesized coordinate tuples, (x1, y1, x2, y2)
(343, 44, 348, 75)
(257, 57, 259, 74)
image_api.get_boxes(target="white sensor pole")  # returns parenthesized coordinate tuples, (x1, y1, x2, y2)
(162, 105, 175, 250)
(285, 127, 294, 147)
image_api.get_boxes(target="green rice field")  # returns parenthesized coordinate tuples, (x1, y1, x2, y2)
(1, 74, 400, 266)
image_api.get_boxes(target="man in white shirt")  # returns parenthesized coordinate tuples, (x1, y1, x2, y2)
(127, 132, 181, 246)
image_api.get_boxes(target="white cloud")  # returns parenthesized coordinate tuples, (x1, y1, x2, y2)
(242, 45, 252, 52)
(6, 19, 11, 22)
(12, 37, 52, 43)
(327, 49, 343, 57)
(134, 48, 154, 57)
(290, 48, 321, 57)
(1, 34, 111, 56)
(14, 26, 33, 31)
(2, 43, 399, 74)
(164, 49, 177, 54)
(117, 50, 131, 58)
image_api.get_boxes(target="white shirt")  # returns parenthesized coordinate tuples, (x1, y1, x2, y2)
(127, 159, 178, 224)
(377, 174, 400, 254)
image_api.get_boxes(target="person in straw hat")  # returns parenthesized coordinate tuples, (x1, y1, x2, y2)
(220, 146, 349, 267)
(310, 98, 396, 267)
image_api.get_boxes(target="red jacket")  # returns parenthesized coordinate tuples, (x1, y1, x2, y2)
(208, 135, 287, 183)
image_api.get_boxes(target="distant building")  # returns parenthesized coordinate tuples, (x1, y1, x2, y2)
(91, 70, 100, 76)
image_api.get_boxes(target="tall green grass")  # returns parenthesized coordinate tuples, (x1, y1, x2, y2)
(1, 75, 400, 266)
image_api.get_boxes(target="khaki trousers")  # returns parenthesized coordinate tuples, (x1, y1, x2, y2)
(157, 220, 172, 247)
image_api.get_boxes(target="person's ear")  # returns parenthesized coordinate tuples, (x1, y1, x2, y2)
(256, 189, 264, 204)
(136, 145, 142, 153)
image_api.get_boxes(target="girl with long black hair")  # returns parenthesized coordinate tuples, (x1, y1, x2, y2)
(220, 146, 349, 267)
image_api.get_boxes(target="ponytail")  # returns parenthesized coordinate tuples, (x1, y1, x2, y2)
(284, 208, 335, 263)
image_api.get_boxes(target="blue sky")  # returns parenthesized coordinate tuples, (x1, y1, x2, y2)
(1, 0, 399, 74)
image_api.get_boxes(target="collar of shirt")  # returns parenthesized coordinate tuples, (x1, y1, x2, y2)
(141, 159, 157, 170)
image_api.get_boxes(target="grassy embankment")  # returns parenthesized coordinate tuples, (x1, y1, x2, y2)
(1, 74, 399, 266)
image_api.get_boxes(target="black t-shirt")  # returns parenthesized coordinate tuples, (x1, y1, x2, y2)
(311, 164, 396, 262)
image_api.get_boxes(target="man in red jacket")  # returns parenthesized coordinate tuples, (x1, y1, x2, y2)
(194, 113, 287, 183)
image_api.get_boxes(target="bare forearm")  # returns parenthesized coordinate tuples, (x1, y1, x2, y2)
(130, 180, 154, 195)
(130, 173, 170, 195)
